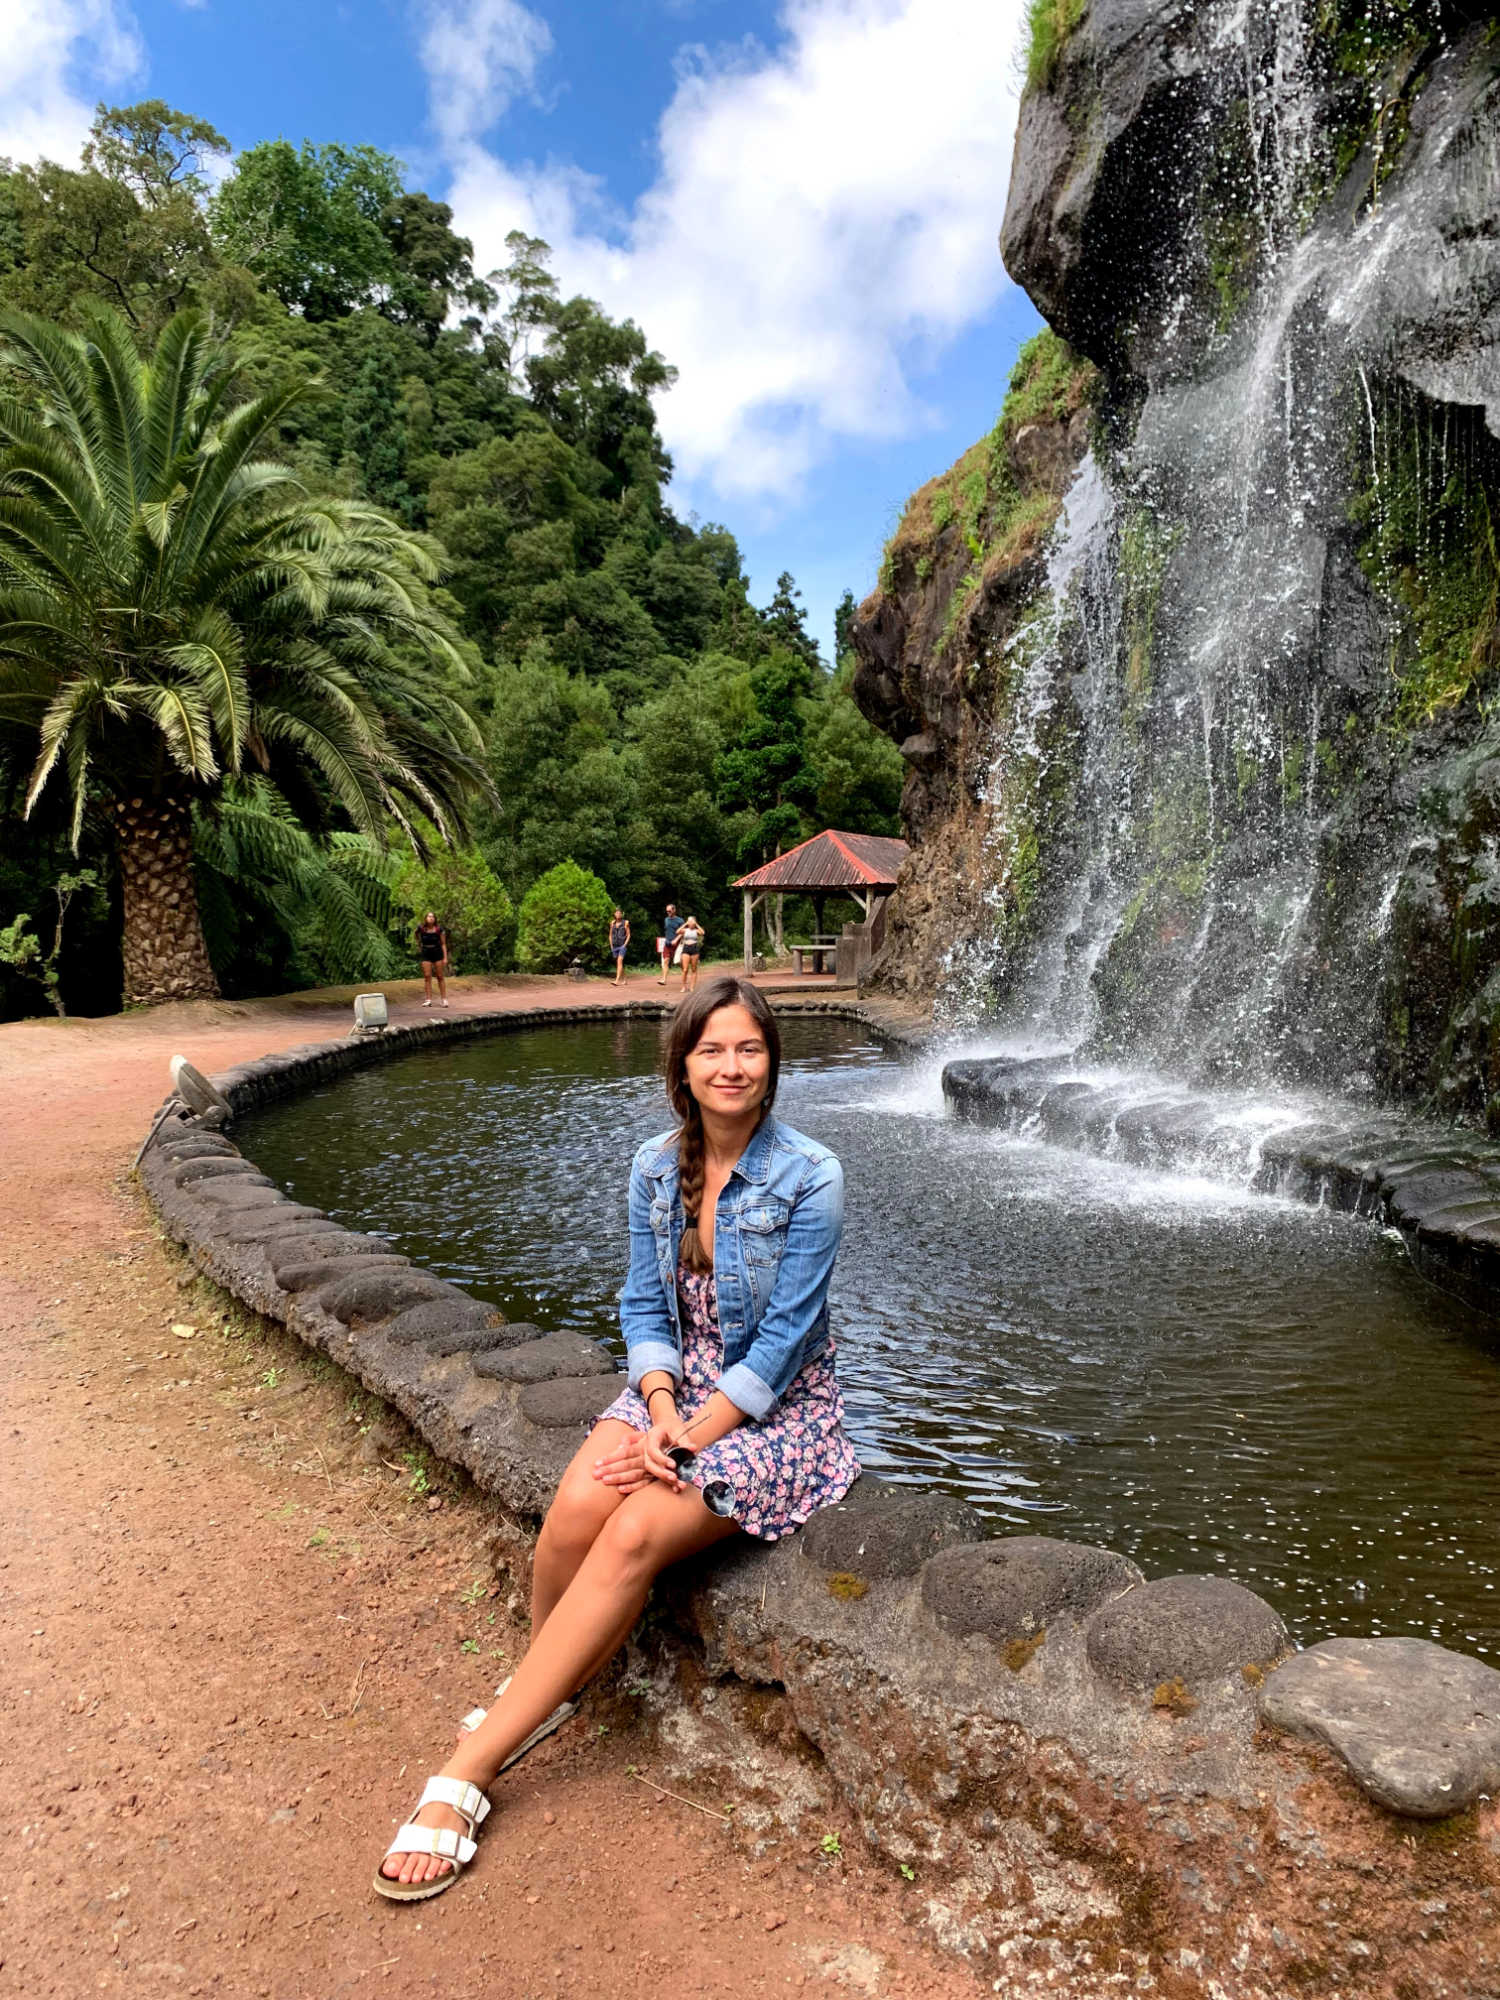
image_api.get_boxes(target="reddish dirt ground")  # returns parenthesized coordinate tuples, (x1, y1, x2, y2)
(1, 972, 981, 2000)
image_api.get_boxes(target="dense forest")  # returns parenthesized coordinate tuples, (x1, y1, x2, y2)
(0, 102, 903, 1016)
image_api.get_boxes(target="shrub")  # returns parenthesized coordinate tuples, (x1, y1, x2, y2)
(395, 843, 516, 969)
(516, 860, 615, 972)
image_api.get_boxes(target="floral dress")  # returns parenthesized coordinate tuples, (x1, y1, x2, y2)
(596, 1261, 860, 1541)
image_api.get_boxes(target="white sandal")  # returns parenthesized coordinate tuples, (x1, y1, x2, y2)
(373, 1774, 491, 1902)
(459, 1674, 578, 1769)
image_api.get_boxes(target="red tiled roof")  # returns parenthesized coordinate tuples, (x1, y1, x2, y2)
(733, 829, 909, 892)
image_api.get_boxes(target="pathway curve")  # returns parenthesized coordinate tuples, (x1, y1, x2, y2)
(0, 972, 975, 2000)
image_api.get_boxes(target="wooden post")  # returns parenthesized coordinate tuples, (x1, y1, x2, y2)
(743, 889, 754, 970)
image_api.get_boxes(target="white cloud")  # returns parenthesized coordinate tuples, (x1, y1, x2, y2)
(417, 0, 553, 151)
(428, 0, 1028, 508)
(0, 0, 144, 167)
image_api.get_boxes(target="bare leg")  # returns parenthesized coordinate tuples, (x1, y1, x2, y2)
(529, 1420, 635, 1632)
(381, 1483, 739, 1886)
(421, 962, 433, 1004)
(437, 966, 448, 1005)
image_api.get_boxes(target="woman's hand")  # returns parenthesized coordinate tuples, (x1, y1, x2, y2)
(642, 1420, 692, 1491)
(591, 1429, 651, 1493)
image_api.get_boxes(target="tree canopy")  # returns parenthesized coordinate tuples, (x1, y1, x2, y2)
(0, 100, 904, 1016)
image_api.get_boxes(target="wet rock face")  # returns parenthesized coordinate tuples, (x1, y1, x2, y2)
(1260, 1636, 1500, 1816)
(858, 4, 1500, 1115)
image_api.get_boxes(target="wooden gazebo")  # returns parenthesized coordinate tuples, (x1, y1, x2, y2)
(733, 829, 908, 969)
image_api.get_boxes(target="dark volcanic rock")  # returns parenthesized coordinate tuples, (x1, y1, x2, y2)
(193, 1179, 288, 1210)
(921, 1536, 1141, 1642)
(319, 1268, 459, 1327)
(383, 1297, 505, 1346)
(475, 1331, 618, 1383)
(518, 1375, 621, 1429)
(213, 1207, 328, 1244)
(1086, 1575, 1289, 1693)
(274, 1254, 411, 1294)
(800, 1481, 985, 1580)
(267, 1231, 400, 1280)
(171, 1155, 266, 1186)
(1260, 1636, 1500, 1817)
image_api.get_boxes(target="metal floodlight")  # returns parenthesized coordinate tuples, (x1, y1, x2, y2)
(170, 1054, 233, 1120)
(352, 991, 389, 1035)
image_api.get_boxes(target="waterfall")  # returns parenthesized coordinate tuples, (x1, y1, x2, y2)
(953, 2, 1500, 1107)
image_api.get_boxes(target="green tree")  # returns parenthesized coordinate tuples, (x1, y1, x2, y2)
(0, 102, 229, 333)
(805, 664, 905, 834)
(0, 302, 485, 1006)
(381, 191, 495, 345)
(394, 839, 515, 969)
(210, 139, 404, 320)
(761, 570, 823, 673)
(714, 650, 819, 864)
(515, 858, 615, 971)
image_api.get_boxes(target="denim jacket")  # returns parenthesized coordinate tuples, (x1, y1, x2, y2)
(619, 1115, 843, 1421)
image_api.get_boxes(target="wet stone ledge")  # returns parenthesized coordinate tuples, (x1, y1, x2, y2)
(134, 1005, 1500, 1994)
(943, 1055, 1500, 1315)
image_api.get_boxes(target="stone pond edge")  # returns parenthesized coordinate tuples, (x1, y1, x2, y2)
(133, 993, 1500, 1957)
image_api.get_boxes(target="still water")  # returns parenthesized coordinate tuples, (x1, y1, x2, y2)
(242, 1016, 1500, 1652)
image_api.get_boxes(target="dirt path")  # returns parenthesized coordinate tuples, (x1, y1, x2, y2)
(0, 973, 984, 2000)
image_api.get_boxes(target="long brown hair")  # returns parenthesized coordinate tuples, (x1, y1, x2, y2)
(664, 977, 782, 1273)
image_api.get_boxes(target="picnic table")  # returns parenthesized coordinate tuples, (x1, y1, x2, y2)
(787, 935, 840, 975)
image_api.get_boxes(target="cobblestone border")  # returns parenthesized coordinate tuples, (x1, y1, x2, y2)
(136, 995, 1500, 1991)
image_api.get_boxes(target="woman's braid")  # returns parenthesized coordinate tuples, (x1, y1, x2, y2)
(676, 1106, 713, 1274)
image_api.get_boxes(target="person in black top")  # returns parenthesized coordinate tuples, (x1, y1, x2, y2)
(608, 908, 631, 986)
(416, 911, 450, 1007)
(657, 905, 682, 984)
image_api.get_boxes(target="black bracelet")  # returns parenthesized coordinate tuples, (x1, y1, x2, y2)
(646, 1385, 675, 1415)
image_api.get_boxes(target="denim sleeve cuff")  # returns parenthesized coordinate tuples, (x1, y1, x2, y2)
(627, 1339, 682, 1392)
(716, 1361, 778, 1422)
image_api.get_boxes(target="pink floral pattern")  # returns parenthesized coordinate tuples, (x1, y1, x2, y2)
(597, 1261, 860, 1541)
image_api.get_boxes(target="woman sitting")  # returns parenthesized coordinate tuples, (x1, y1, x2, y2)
(375, 976, 859, 1899)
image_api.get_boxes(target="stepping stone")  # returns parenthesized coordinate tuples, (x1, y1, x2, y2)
(1085, 1574, 1288, 1692)
(1259, 1636, 1500, 1817)
(474, 1332, 617, 1383)
(921, 1535, 1141, 1643)
(800, 1481, 984, 1579)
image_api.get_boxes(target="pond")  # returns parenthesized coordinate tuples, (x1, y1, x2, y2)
(241, 1014, 1500, 1653)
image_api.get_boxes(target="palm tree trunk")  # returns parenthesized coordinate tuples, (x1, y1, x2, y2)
(113, 795, 221, 1006)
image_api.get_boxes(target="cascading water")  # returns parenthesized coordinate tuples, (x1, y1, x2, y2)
(947, 0, 1500, 1124)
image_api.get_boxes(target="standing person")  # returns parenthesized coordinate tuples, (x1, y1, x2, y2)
(657, 903, 682, 984)
(678, 914, 704, 992)
(415, 910, 449, 1008)
(373, 978, 859, 1900)
(608, 908, 631, 986)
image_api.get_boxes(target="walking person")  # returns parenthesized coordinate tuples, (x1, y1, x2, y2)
(373, 977, 859, 1900)
(656, 904, 682, 984)
(608, 908, 631, 987)
(677, 914, 704, 992)
(415, 910, 450, 1007)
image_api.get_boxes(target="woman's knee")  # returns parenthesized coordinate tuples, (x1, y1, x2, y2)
(540, 1480, 613, 1559)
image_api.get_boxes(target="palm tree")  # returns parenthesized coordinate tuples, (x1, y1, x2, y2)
(0, 301, 485, 1005)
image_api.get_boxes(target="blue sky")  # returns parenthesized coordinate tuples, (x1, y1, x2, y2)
(16, 0, 1042, 655)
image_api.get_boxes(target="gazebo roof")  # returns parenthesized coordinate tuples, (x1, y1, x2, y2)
(733, 829, 909, 894)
